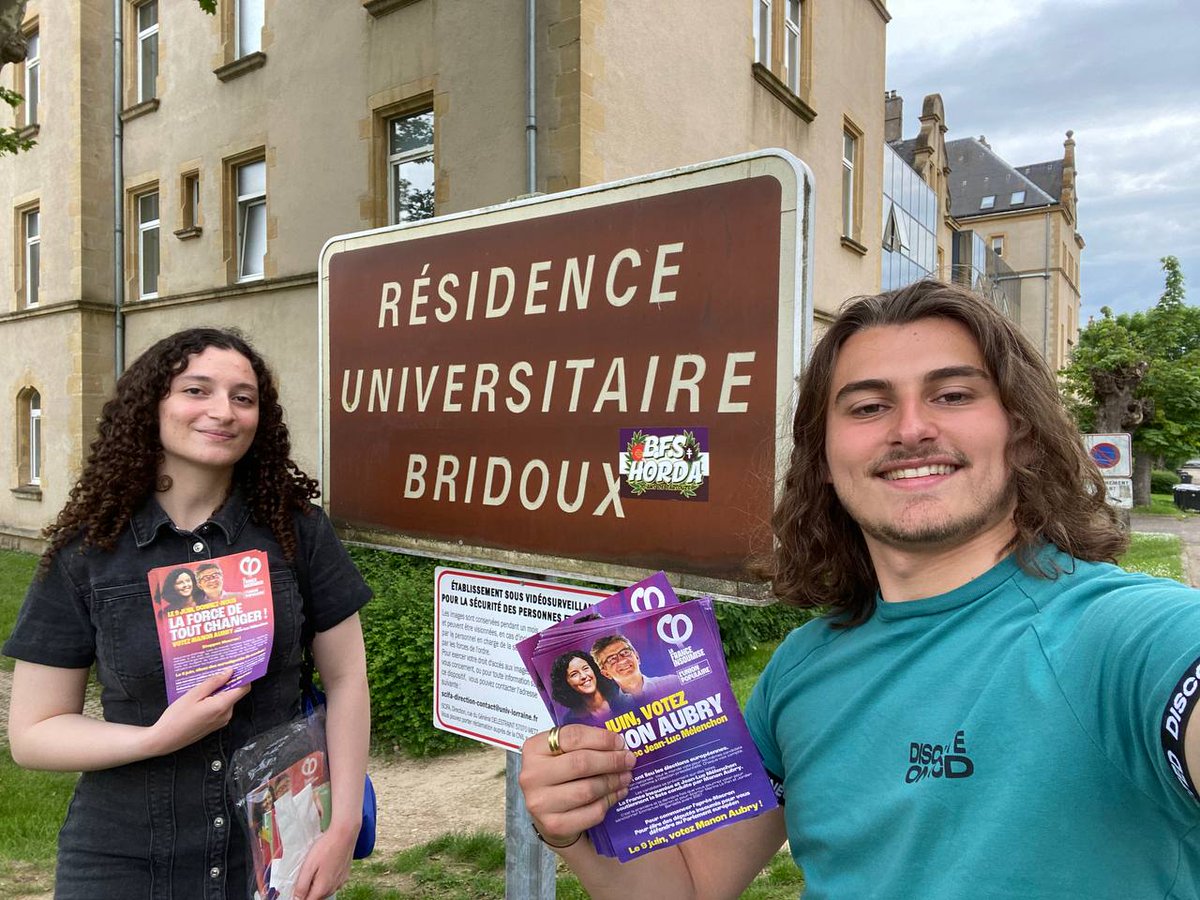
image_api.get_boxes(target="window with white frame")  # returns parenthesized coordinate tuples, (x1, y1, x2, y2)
(236, 159, 266, 281)
(137, 190, 160, 297)
(236, 0, 263, 57)
(24, 30, 39, 127)
(29, 390, 41, 486)
(990, 234, 1005, 257)
(841, 129, 858, 238)
(16, 387, 41, 488)
(23, 208, 40, 307)
(783, 0, 801, 94)
(753, 0, 771, 66)
(388, 111, 435, 224)
(136, 1, 159, 102)
(752, 0, 810, 105)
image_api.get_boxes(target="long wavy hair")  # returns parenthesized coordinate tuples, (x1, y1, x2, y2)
(769, 279, 1126, 626)
(549, 651, 622, 713)
(42, 327, 319, 568)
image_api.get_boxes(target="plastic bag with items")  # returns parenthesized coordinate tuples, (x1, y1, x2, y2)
(230, 707, 332, 900)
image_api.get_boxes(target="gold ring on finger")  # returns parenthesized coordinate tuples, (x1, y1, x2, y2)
(547, 725, 563, 756)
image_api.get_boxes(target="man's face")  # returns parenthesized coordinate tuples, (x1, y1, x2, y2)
(198, 567, 224, 599)
(595, 640, 641, 688)
(823, 318, 1017, 555)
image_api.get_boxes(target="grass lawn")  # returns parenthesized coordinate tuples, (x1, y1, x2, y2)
(1121, 532, 1186, 583)
(1133, 491, 1199, 519)
(339, 831, 803, 900)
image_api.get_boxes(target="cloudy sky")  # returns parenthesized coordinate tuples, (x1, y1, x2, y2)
(885, 0, 1200, 320)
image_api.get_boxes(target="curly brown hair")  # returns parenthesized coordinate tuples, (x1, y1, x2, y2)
(769, 279, 1126, 626)
(42, 327, 319, 567)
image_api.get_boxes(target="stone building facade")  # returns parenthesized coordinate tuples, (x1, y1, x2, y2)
(0, 0, 889, 547)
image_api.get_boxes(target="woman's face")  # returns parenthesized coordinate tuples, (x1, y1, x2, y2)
(566, 657, 598, 696)
(174, 572, 194, 597)
(157, 347, 260, 482)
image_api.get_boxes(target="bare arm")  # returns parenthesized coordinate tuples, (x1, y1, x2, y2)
(293, 613, 370, 900)
(7, 661, 248, 771)
(519, 724, 787, 900)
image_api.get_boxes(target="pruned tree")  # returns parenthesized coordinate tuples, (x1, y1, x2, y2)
(1062, 256, 1200, 505)
(0, 0, 28, 68)
(0, 0, 31, 156)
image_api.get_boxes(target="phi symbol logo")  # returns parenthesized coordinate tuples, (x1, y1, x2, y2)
(657, 613, 693, 647)
(630, 585, 666, 612)
(301, 755, 319, 778)
(239, 555, 262, 578)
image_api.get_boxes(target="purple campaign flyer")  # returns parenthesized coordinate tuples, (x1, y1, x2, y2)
(516, 571, 682, 712)
(148, 550, 274, 703)
(529, 599, 777, 861)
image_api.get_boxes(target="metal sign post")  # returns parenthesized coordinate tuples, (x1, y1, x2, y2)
(505, 749, 557, 898)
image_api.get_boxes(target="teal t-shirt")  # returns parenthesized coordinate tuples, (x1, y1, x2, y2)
(745, 548, 1200, 899)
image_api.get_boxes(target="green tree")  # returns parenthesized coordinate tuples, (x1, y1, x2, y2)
(1062, 256, 1200, 505)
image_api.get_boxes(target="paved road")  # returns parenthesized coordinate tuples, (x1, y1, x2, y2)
(1129, 513, 1200, 587)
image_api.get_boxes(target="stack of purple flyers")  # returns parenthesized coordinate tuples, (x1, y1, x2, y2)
(518, 572, 778, 862)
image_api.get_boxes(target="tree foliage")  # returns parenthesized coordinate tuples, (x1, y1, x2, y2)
(0, 85, 34, 156)
(1062, 257, 1200, 501)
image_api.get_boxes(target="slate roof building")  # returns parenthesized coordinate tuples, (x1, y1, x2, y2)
(884, 90, 1082, 369)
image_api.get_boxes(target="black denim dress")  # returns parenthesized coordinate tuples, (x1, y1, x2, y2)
(3, 493, 371, 900)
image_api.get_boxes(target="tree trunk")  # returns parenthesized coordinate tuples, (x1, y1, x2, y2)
(1090, 361, 1150, 433)
(1133, 451, 1153, 508)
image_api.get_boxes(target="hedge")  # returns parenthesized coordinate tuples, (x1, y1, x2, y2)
(1151, 469, 1180, 494)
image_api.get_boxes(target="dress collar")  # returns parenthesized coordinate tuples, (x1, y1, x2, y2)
(130, 488, 252, 547)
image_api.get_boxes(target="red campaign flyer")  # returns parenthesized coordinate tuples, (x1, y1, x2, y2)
(148, 550, 274, 704)
(244, 751, 331, 900)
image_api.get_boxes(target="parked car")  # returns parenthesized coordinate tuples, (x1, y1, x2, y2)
(1178, 459, 1200, 484)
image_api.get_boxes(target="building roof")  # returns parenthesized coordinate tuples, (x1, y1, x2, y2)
(1016, 159, 1064, 202)
(889, 137, 919, 169)
(945, 137, 1057, 219)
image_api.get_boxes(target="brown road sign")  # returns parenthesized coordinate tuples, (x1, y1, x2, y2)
(320, 151, 812, 596)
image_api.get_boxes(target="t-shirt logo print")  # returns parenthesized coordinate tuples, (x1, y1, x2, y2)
(905, 729, 975, 783)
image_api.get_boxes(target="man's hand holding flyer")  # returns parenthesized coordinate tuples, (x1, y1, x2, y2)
(519, 573, 777, 861)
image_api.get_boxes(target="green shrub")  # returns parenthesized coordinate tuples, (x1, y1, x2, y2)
(350, 547, 474, 757)
(713, 599, 816, 661)
(1151, 469, 1180, 494)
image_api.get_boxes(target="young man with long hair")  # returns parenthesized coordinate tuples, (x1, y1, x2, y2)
(518, 280, 1200, 899)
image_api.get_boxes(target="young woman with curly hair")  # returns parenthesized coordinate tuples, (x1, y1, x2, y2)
(4, 327, 372, 900)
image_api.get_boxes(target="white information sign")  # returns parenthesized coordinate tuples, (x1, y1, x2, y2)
(433, 567, 608, 751)
(1083, 433, 1133, 478)
(1103, 477, 1134, 510)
